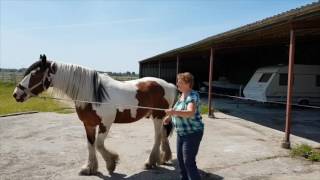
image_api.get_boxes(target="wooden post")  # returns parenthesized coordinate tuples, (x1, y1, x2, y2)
(282, 28, 295, 149)
(208, 48, 215, 118)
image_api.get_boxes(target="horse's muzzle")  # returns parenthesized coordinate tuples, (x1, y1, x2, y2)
(13, 88, 27, 102)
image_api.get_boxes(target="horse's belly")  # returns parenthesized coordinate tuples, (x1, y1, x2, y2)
(113, 108, 151, 123)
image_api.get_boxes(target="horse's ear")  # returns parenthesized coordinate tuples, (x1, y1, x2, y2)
(40, 54, 47, 65)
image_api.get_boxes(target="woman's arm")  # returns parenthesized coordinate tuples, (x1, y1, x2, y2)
(165, 102, 196, 118)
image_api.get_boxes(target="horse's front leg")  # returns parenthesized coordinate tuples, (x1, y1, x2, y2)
(79, 125, 98, 175)
(96, 122, 119, 174)
(145, 118, 162, 169)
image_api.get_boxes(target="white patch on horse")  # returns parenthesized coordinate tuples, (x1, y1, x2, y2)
(93, 75, 139, 119)
(13, 73, 32, 100)
(20, 74, 31, 88)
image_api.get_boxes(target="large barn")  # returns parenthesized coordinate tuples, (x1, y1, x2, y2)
(139, 2, 320, 90)
(139, 2, 320, 148)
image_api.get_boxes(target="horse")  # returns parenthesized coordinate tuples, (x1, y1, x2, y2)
(13, 54, 177, 175)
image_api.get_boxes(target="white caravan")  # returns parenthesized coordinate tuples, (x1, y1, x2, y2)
(243, 65, 320, 105)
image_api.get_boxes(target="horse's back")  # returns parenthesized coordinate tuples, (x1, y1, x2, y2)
(127, 77, 176, 107)
(108, 77, 176, 123)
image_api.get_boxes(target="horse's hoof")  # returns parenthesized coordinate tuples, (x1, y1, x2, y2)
(79, 165, 98, 175)
(107, 154, 119, 174)
(144, 162, 156, 169)
(107, 164, 116, 174)
(160, 152, 172, 164)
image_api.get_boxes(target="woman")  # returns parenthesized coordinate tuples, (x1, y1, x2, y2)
(164, 72, 204, 180)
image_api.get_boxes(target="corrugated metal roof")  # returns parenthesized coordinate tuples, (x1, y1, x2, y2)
(140, 1, 320, 63)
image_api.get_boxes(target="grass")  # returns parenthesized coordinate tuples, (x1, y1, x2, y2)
(200, 105, 209, 114)
(291, 144, 320, 162)
(0, 81, 74, 115)
(200, 104, 232, 115)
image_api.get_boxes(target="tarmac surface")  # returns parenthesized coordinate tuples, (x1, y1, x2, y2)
(0, 112, 319, 180)
(206, 97, 320, 142)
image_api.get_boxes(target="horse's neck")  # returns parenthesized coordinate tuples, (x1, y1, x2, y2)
(51, 62, 96, 102)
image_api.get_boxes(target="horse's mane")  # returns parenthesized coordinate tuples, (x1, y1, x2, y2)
(52, 62, 109, 106)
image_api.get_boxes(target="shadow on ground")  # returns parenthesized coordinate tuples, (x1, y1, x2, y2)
(85, 159, 223, 180)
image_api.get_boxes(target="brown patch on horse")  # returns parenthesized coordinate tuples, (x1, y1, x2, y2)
(27, 70, 47, 95)
(114, 81, 169, 123)
(84, 125, 96, 145)
(76, 103, 106, 144)
(76, 103, 102, 126)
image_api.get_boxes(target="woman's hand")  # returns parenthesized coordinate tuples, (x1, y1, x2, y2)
(165, 103, 196, 118)
(165, 108, 175, 116)
(163, 116, 172, 125)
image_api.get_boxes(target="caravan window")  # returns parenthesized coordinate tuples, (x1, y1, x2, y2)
(259, 73, 272, 83)
(317, 75, 320, 87)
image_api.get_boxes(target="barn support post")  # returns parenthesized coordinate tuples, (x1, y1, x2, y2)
(208, 47, 215, 118)
(139, 62, 142, 78)
(282, 28, 296, 149)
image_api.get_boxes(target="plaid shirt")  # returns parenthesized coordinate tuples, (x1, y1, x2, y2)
(172, 90, 204, 136)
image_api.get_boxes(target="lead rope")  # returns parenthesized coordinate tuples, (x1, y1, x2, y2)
(36, 95, 169, 111)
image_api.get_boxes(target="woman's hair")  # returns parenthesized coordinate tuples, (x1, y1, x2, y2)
(177, 72, 194, 88)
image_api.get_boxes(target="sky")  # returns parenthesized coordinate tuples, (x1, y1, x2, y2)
(0, 0, 317, 73)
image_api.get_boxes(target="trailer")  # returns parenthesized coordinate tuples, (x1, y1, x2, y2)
(243, 65, 320, 105)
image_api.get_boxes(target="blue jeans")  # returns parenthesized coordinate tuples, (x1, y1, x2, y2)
(177, 131, 203, 180)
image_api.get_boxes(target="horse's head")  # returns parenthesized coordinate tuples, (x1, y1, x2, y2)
(13, 54, 57, 102)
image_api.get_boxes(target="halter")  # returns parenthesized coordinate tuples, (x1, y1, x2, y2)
(19, 64, 54, 97)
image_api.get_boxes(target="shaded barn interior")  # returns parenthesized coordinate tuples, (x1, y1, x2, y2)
(140, 35, 320, 91)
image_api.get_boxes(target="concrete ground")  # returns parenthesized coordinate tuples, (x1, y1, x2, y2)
(0, 112, 319, 180)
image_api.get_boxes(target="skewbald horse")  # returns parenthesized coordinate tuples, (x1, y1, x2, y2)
(13, 54, 176, 175)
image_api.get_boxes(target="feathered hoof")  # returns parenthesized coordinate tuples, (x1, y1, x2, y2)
(144, 162, 157, 169)
(107, 154, 119, 174)
(79, 164, 98, 175)
(160, 152, 172, 164)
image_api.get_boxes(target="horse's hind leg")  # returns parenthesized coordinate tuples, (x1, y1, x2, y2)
(160, 125, 172, 164)
(96, 122, 119, 174)
(145, 118, 162, 169)
(79, 125, 98, 175)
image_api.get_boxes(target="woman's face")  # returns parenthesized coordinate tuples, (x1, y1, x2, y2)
(177, 79, 191, 93)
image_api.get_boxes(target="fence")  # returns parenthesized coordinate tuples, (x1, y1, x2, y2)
(0, 71, 24, 84)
